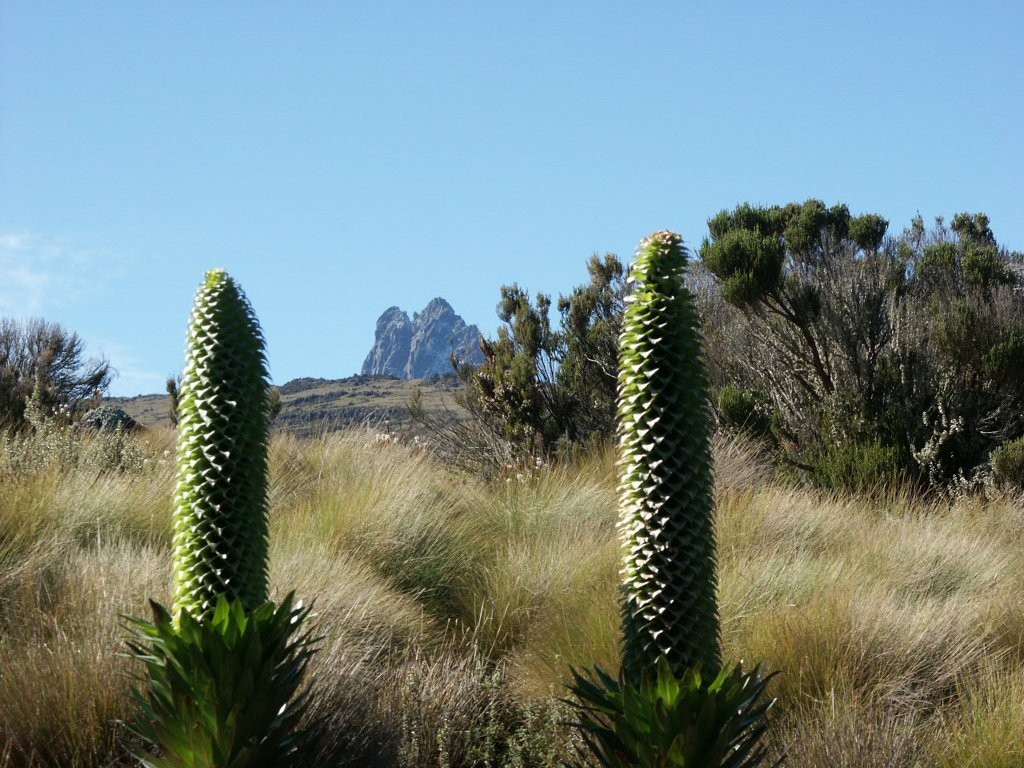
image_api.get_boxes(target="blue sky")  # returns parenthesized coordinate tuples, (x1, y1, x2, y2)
(2, 1, 1022, 396)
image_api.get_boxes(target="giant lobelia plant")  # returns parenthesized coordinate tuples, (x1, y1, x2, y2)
(567, 232, 779, 767)
(125, 269, 316, 768)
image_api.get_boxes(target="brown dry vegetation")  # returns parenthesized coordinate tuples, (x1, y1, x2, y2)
(1, 426, 1023, 766)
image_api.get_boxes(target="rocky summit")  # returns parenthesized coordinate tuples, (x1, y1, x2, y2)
(361, 297, 484, 378)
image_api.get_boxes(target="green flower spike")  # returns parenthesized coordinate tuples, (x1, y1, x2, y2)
(567, 232, 778, 768)
(172, 268, 271, 621)
(126, 269, 316, 768)
(617, 230, 719, 681)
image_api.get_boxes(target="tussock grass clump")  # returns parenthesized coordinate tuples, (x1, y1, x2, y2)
(0, 538, 168, 766)
(2, 427, 1024, 764)
(934, 660, 1024, 767)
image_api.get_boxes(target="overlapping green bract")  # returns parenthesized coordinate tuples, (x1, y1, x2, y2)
(617, 231, 719, 682)
(172, 269, 271, 621)
(127, 269, 317, 766)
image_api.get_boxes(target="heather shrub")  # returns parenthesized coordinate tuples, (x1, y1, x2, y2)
(455, 254, 627, 465)
(0, 407, 147, 476)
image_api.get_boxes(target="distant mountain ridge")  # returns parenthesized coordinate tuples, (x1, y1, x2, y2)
(362, 297, 484, 378)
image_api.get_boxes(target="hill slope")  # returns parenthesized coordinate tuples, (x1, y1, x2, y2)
(109, 374, 467, 437)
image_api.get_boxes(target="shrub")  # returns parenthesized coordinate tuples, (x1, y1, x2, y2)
(0, 402, 146, 476)
(990, 437, 1024, 491)
(456, 254, 627, 465)
(0, 317, 112, 428)
(717, 385, 773, 441)
(698, 203, 1024, 491)
(805, 438, 905, 494)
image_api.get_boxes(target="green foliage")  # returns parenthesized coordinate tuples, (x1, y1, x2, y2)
(267, 387, 282, 420)
(717, 385, 773, 441)
(617, 230, 719, 681)
(699, 229, 784, 307)
(566, 658, 778, 768)
(585, 229, 781, 767)
(698, 202, 1024, 492)
(983, 332, 1024, 388)
(848, 214, 888, 253)
(557, 253, 628, 439)
(172, 269, 272, 620)
(990, 438, 1024, 490)
(127, 269, 316, 767)
(567, 230, 778, 768)
(460, 254, 626, 462)
(125, 594, 317, 768)
(805, 438, 905, 494)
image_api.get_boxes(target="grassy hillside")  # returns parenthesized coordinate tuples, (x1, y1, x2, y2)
(1, 424, 1022, 765)
(110, 374, 467, 436)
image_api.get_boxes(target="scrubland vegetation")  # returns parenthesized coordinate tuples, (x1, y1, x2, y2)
(4, 205, 1024, 765)
(2, 423, 1023, 766)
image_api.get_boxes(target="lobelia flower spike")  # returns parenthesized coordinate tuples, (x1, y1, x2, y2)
(125, 269, 317, 768)
(172, 268, 271, 622)
(616, 230, 720, 682)
(565, 231, 779, 768)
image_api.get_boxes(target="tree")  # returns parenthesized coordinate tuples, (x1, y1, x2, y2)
(460, 253, 627, 460)
(698, 200, 1024, 490)
(0, 317, 112, 428)
(558, 253, 628, 440)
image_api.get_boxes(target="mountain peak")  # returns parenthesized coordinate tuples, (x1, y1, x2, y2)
(362, 298, 484, 378)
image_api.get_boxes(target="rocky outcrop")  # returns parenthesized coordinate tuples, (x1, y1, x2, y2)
(361, 307, 412, 378)
(78, 405, 138, 432)
(362, 298, 484, 378)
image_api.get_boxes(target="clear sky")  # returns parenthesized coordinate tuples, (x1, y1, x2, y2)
(2, 1, 1022, 396)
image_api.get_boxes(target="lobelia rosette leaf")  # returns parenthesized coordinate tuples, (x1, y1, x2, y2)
(565, 658, 781, 768)
(125, 594, 317, 768)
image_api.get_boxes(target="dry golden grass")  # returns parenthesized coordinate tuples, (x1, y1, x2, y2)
(2, 427, 1024, 766)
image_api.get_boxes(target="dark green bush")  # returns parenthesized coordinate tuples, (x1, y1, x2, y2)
(717, 385, 773, 441)
(806, 438, 905, 494)
(697, 203, 1024, 492)
(457, 254, 627, 463)
(991, 438, 1024, 490)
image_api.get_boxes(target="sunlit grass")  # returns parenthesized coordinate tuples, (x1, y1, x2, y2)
(2, 427, 1024, 765)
